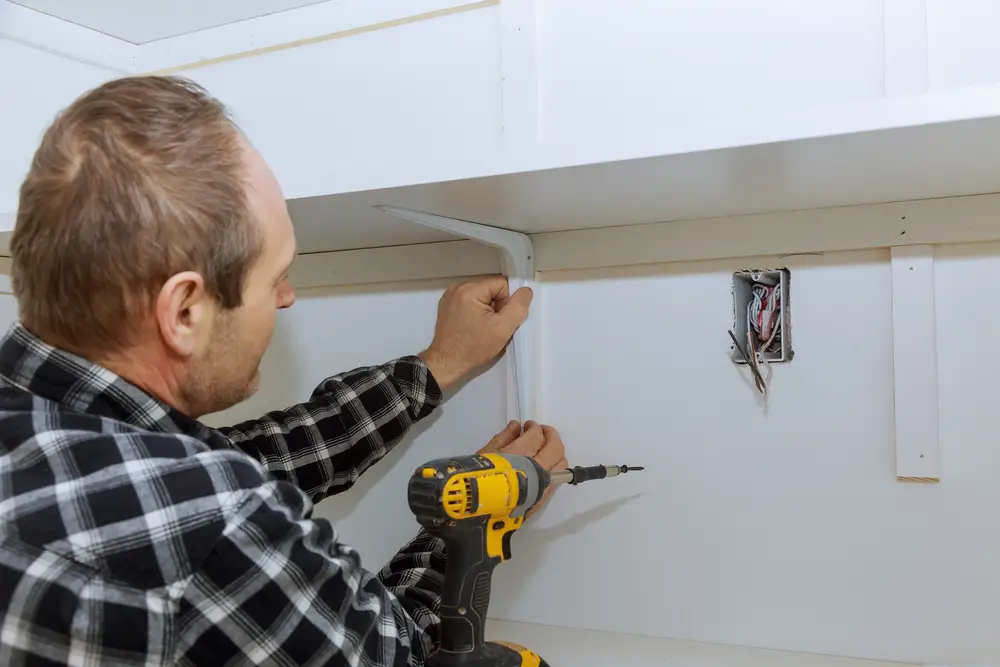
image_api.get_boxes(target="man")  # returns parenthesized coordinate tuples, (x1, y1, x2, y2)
(0, 75, 567, 666)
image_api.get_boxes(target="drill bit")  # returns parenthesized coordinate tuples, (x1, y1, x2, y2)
(550, 464, 645, 486)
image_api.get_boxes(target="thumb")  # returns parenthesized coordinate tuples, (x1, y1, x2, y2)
(495, 286, 533, 333)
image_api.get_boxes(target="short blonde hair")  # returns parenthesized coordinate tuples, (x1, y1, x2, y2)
(11, 75, 262, 355)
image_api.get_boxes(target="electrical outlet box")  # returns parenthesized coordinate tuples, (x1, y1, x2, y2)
(731, 268, 793, 364)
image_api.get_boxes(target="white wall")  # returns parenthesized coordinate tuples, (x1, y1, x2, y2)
(0, 39, 113, 219)
(204, 242, 1000, 666)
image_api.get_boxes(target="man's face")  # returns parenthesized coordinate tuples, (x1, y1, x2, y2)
(185, 140, 296, 415)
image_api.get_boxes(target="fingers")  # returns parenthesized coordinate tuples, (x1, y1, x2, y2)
(468, 275, 511, 305)
(500, 423, 546, 458)
(532, 424, 565, 471)
(477, 420, 522, 454)
(487, 421, 567, 521)
(494, 422, 566, 472)
(495, 286, 533, 334)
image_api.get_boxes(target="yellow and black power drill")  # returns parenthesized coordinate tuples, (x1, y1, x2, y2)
(407, 452, 643, 666)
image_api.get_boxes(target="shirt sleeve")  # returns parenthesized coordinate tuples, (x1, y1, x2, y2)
(176, 479, 446, 667)
(217, 355, 443, 503)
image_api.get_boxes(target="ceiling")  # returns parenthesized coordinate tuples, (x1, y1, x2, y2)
(11, 0, 331, 43)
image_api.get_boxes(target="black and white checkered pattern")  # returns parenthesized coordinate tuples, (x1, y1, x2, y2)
(0, 322, 447, 665)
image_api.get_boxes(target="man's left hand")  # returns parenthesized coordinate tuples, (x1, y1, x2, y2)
(419, 276, 533, 390)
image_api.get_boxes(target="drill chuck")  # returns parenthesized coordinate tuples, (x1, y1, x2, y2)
(551, 464, 645, 486)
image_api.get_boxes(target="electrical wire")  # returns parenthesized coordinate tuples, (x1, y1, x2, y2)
(740, 279, 783, 396)
(747, 282, 782, 354)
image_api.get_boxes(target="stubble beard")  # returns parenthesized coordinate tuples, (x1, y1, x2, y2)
(184, 314, 263, 418)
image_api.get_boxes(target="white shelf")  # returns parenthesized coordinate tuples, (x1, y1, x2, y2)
(283, 83, 1000, 255)
(7, 84, 1000, 262)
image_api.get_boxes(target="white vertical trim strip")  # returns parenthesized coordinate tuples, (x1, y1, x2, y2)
(499, 0, 540, 150)
(889, 245, 940, 482)
(882, 0, 929, 96)
(0, 1, 135, 74)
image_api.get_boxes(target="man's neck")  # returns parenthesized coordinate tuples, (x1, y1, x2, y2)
(28, 323, 196, 417)
(99, 347, 192, 415)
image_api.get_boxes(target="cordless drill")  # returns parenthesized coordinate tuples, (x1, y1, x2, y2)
(407, 452, 643, 666)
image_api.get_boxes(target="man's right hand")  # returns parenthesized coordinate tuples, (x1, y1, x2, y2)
(478, 420, 569, 518)
(419, 276, 532, 390)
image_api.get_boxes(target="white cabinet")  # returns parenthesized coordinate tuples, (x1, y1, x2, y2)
(538, 0, 885, 148)
(185, 5, 504, 206)
(928, 0, 1000, 91)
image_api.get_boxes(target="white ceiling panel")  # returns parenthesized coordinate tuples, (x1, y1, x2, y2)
(10, 0, 331, 43)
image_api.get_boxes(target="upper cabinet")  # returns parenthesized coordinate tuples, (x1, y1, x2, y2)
(928, 0, 1000, 91)
(536, 0, 886, 150)
(7, 1, 1000, 255)
(182, 3, 505, 203)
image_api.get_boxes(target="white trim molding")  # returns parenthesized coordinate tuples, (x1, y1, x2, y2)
(889, 245, 940, 483)
(289, 241, 499, 290)
(261, 192, 1000, 291)
(531, 192, 1000, 274)
(9, 193, 1000, 290)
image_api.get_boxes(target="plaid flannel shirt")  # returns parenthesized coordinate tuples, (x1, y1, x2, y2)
(0, 322, 448, 666)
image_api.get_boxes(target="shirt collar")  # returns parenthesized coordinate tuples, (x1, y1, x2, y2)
(0, 322, 226, 447)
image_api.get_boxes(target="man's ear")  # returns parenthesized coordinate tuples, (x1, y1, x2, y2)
(155, 271, 210, 358)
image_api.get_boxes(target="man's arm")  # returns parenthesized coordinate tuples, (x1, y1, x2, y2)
(177, 418, 568, 667)
(176, 478, 446, 667)
(217, 355, 441, 502)
(217, 276, 534, 503)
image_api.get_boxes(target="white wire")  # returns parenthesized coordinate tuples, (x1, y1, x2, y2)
(744, 279, 783, 395)
(747, 283, 782, 353)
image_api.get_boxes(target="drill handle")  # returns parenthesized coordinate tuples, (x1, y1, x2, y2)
(437, 526, 501, 655)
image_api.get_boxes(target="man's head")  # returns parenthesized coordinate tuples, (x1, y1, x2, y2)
(11, 76, 296, 417)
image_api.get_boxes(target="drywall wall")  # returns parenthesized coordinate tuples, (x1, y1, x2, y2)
(488, 247, 998, 666)
(0, 38, 114, 220)
(0, 268, 913, 667)
(4, 238, 997, 664)
(204, 244, 1000, 666)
